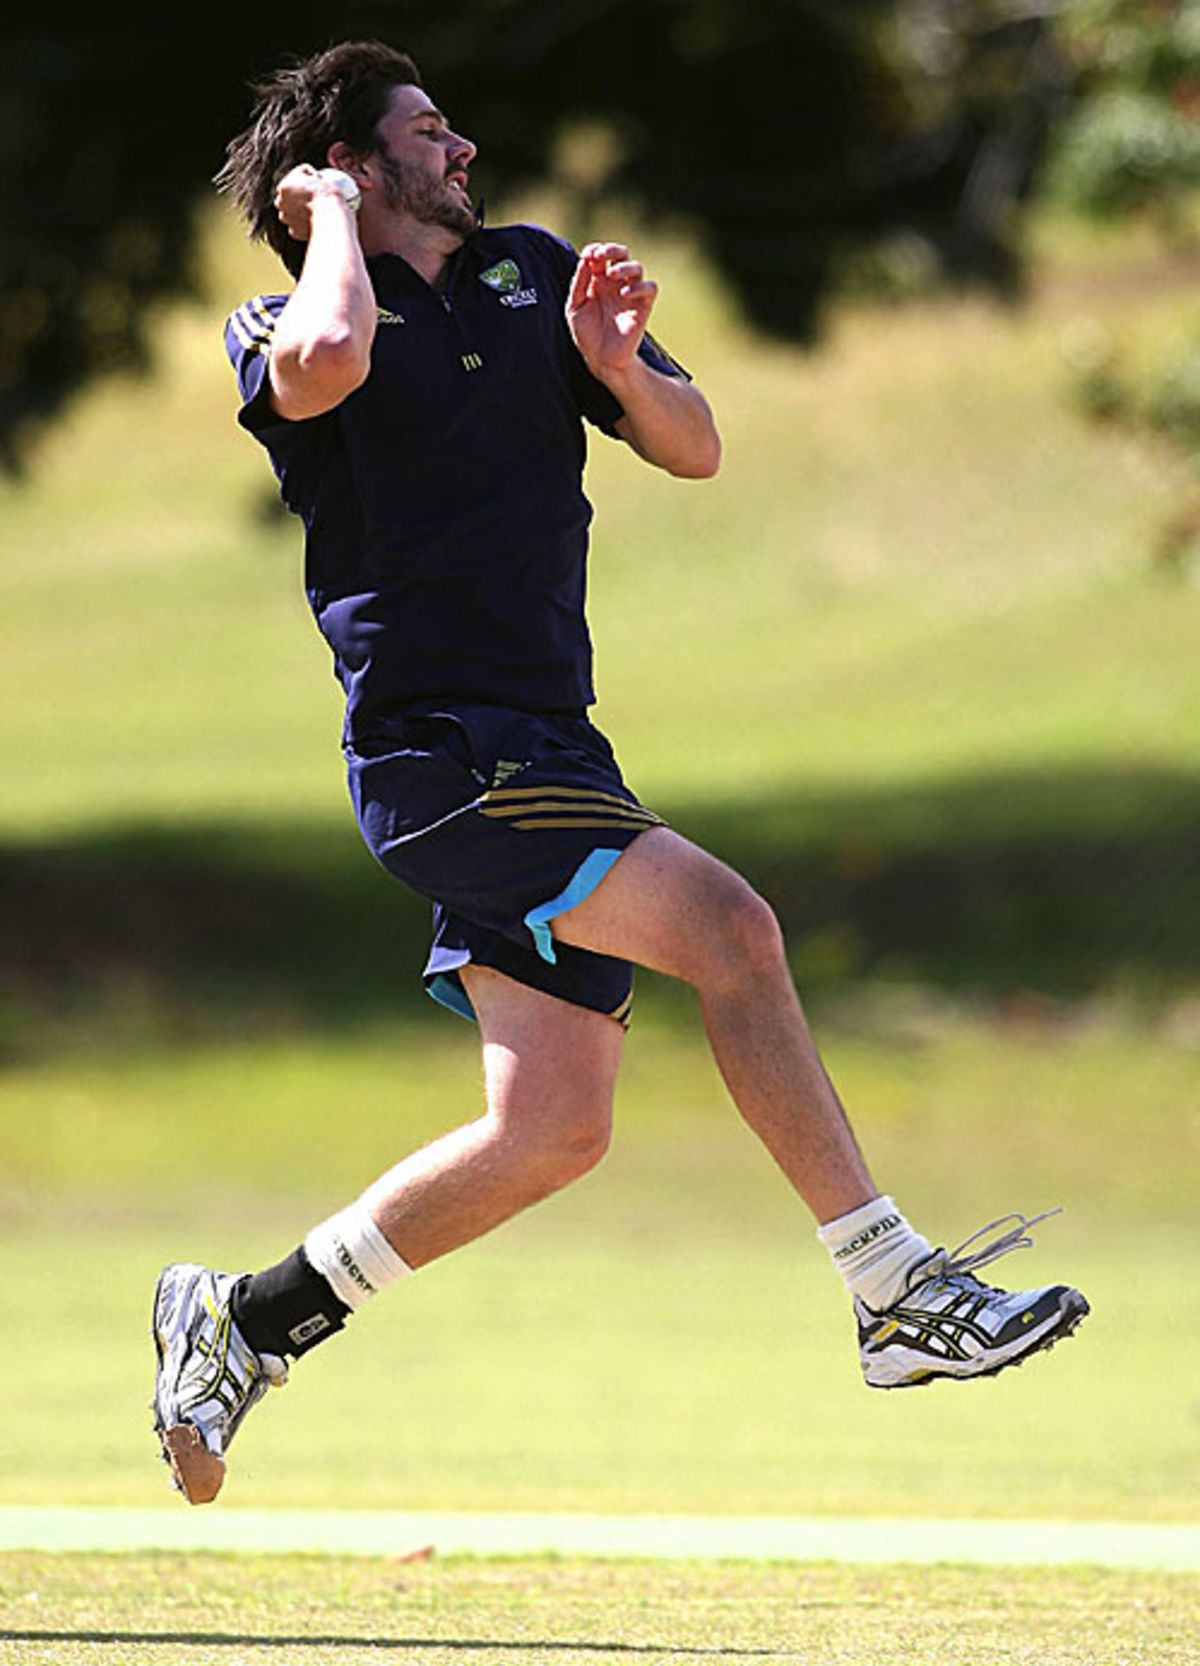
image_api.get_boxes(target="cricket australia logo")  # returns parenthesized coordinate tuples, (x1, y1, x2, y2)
(479, 258, 539, 309)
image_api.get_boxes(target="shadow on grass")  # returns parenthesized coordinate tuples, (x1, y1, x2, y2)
(3, 761, 1198, 1063)
(0, 1631, 780, 1657)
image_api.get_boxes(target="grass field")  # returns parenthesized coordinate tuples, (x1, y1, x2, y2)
(1, 201, 1197, 1660)
(0, 1014, 1195, 1519)
(2, 1552, 1198, 1666)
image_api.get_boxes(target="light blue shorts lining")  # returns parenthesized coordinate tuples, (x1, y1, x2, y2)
(425, 845, 625, 1022)
(426, 971, 478, 1022)
(523, 847, 624, 964)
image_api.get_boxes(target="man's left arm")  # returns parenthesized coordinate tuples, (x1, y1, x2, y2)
(567, 242, 721, 480)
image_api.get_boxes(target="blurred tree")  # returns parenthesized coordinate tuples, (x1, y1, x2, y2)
(1045, 0, 1200, 575)
(1, 1, 1073, 471)
(1045, 0, 1200, 229)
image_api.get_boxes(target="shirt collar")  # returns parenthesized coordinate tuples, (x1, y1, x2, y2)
(366, 228, 490, 292)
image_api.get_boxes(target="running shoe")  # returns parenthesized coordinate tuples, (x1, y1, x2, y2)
(856, 1209, 1089, 1389)
(151, 1262, 288, 1503)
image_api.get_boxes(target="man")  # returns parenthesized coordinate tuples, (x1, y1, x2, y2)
(152, 39, 1088, 1506)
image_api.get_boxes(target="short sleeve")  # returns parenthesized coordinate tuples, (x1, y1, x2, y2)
(575, 327, 694, 439)
(224, 293, 290, 438)
(638, 330, 691, 384)
(526, 228, 692, 438)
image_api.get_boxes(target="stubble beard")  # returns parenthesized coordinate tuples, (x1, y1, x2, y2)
(379, 153, 477, 239)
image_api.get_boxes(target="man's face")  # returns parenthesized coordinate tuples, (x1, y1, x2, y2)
(371, 83, 478, 238)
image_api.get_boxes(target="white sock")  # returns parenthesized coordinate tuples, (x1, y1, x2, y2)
(304, 1202, 412, 1312)
(817, 1195, 933, 1312)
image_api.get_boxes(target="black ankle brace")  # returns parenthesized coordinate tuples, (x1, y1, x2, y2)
(231, 1246, 351, 1358)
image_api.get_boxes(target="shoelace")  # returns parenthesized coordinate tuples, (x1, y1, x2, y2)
(941, 1207, 1063, 1280)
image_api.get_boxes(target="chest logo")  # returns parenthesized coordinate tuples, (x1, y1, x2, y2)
(479, 258, 521, 294)
(480, 258, 540, 309)
(376, 306, 406, 325)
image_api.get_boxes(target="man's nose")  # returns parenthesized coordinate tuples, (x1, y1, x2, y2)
(448, 131, 477, 167)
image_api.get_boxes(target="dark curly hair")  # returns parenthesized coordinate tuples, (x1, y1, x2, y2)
(215, 40, 422, 275)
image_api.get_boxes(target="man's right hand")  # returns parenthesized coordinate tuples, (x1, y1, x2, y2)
(266, 163, 375, 422)
(274, 164, 358, 243)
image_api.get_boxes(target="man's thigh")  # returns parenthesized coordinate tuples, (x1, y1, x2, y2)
(550, 825, 775, 985)
(461, 963, 625, 1128)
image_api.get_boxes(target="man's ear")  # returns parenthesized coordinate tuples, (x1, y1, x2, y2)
(327, 141, 369, 184)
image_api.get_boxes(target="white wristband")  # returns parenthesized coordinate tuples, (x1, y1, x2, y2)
(317, 168, 362, 213)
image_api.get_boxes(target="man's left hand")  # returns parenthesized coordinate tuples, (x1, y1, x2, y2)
(566, 243, 658, 383)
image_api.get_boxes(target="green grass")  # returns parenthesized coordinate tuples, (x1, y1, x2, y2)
(1, 1018, 1195, 1519)
(1, 1552, 1197, 1665)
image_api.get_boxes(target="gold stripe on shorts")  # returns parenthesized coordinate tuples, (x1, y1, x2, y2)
(480, 784, 663, 833)
(496, 815, 661, 832)
(481, 783, 662, 814)
(608, 992, 634, 1028)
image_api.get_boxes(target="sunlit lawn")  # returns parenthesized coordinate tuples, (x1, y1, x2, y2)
(0, 1013, 1195, 1519)
(3, 1553, 1197, 1666)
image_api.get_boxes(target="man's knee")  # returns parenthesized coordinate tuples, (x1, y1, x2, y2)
(521, 1111, 611, 1197)
(705, 876, 786, 986)
(490, 1084, 613, 1194)
(468, 965, 623, 1194)
(548, 1108, 612, 1184)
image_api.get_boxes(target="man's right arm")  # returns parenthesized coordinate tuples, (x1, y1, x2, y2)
(268, 166, 377, 421)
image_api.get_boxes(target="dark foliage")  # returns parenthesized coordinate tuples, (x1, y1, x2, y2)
(4, 764, 1197, 1062)
(1, 3, 1070, 469)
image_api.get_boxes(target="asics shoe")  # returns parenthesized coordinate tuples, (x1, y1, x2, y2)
(151, 1262, 288, 1503)
(856, 1209, 1089, 1389)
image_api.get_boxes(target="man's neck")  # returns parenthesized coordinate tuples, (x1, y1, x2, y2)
(361, 216, 468, 291)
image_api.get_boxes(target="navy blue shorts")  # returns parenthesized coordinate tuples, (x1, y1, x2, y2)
(345, 702, 664, 1026)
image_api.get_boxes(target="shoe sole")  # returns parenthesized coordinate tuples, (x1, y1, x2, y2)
(864, 1289, 1090, 1390)
(160, 1423, 226, 1504)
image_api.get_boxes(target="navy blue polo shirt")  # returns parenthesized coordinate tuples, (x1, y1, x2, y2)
(225, 223, 688, 740)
